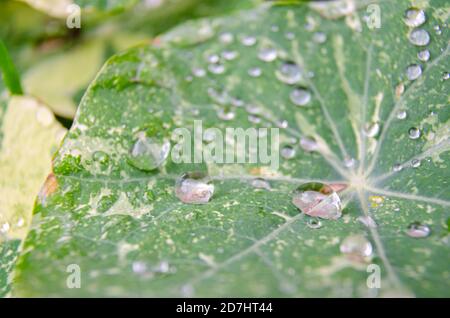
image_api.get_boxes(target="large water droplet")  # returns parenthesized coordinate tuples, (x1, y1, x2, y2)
(276, 61, 302, 85)
(258, 47, 278, 62)
(292, 182, 342, 219)
(404, 8, 426, 27)
(406, 222, 431, 238)
(409, 29, 430, 46)
(290, 87, 312, 106)
(175, 172, 214, 204)
(251, 178, 271, 190)
(340, 234, 373, 259)
(281, 145, 296, 159)
(406, 64, 422, 80)
(417, 49, 430, 62)
(363, 122, 380, 138)
(299, 136, 319, 152)
(128, 133, 170, 171)
(408, 127, 421, 139)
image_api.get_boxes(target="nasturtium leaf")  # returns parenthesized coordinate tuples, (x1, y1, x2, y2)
(0, 95, 66, 296)
(13, 0, 450, 297)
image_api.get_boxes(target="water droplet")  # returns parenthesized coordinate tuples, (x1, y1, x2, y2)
(292, 182, 342, 220)
(285, 32, 295, 40)
(0, 222, 10, 234)
(290, 87, 312, 106)
(207, 54, 220, 64)
(442, 72, 450, 81)
(306, 218, 322, 229)
(217, 108, 235, 121)
(408, 127, 421, 139)
(231, 97, 244, 107)
(245, 104, 261, 115)
(299, 136, 319, 152)
(363, 122, 380, 138)
(396, 110, 407, 120)
(132, 261, 148, 274)
(271, 25, 279, 32)
(276, 61, 302, 85)
(357, 216, 377, 228)
(409, 29, 430, 46)
(16, 217, 25, 228)
(219, 32, 234, 44)
(393, 163, 403, 172)
(248, 114, 261, 124)
(258, 47, 277, 62)
(277, 119, 288, 129)
(208, 63, 225, 74)
(221, 50, 238, 61)
(241, 35, 257, 46)
(406, 64, 422, 81)
(340, 234, 373, 258)
(417, 49, 430, 62)
(406, 222, 430, 238)
(411, 158, 421, 168)
(175, 172, 214, 204)
(248, 67, 262, 77)
(312, 32, 327, 43)
(404, 8, 426, 27)
(434, 25, 442, 35)
(344, 157, 356, 168)
(250, 178, 271, 190)
(192, 67, 206, 77)
(281, 145, 296, 159)
(128, 133, 170, 171)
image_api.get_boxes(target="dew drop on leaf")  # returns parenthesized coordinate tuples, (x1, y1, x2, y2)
(217, 108, 236, 121)
(408, 29, 430, 46)
(241, 35, 257, 46)
(208, 63, 226, 74)
(406, 222, 431, 238)
(276, 61, 302, 85)
(363, 121, 380, 138)
(408, 127, 421, 139)
(207, 54, 220, 64)
(299, 136, 319, 152)
(411, 159, 421, 168)
(417, 49, 430, 62)
(306, 218, 322, 229)
(281, 145, 296, 159)
(406, 64, 422, 80)
(222, 50, 238, 61)
(248, 67, 262, 77)
(357, 215, 377, 228)
(192, 67, 206, 77)
(442, 72, 450, 81)
(340, 234, 373, 258)
(248, 114, 261, 124)
(290, 87, 311, 106)
(312, 32, 327, 43)
(128, 133, 170, 171)
(219, 32, 234, 44)
(258, 47, 278, 62)
(250, 178, 271, 190)
(0, 222, 10, 235)
(175, 172, 214, 204)
(404, 8, 426, 27)
(292, 182, 342, 220)
(284, 32, 295, 40)
(393, 163, 403, 172)
(396, 110, 407, 120)
(344, 157, 356, 168)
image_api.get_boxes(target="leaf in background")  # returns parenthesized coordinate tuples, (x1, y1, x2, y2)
(0, 95, 66, 296)
(12, 0, 450, 296)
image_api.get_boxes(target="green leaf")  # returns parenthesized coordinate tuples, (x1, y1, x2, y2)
(13, 0, 450, 296)
(0, 39, 23, 95)
(0, 95, 66, 296)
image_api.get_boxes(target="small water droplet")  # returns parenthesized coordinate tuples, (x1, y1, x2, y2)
(404, 8, 426, 27)
(299, 136, 319, 152)
(290, 87, 312, 106)
(248, 114, 261, 124)
(363, 122, 380, 138)
(217, 108, 235, 121)
(292, 182, 342, 219)
(276, 61, 302, 85)
(408, 127, 421, 139)
(208, 63, 225, 74)
(175, 172, 214, 204)
(417, 49, 430, 62)
(192, 67, 206, 77)
(411, 158, 421, 168)
(281, 145, 296, 159)
(207, 54, 220, 64)
(221, 50, 238, 61)
(406, 64, 422, 80)
(406, 222, 430, 238)
(409, 29, 430, 46)
(396, 110, 407, 120)
(16, 217, 25, 228)
(277, 119, 288, 129)
(434, 25, 442, 35)
(312, 32, 327, 43)
(248, 67, 262, 77)
(132, 261, 148, 274)
(231, 97, 244, 107)
(285, 32, 295, 40)
(251, 178, 271, 190)
(219, 32, 234, 44)
(340, 234, 373, 259)
(271, 25, 279, 32)
(306, 218, 322, 229)
(258, 47, 278, 62)
(344, 157, 356, 168)
(128, 133, 170, 171)
(245, 104, 261, 115)
(393, 163, 403, 172)
(241, 35, 257, 46)
(0, 222, 10, 234)
(357, 216, 377, 228)
(442, 72, 450, 81)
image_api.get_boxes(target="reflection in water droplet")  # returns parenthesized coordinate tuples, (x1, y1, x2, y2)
(357, 216, 377, 228)
(248, 67, 262, 77)
(417, 49, 430, 62)
(340, 234, 373, 259)
(208, 63, 225, 74)
(406, 64, 422, 80)
(258, 47, 278, 62)
(409, 29, 430, 46)
(408, 127, 421, 139)
(306, 218, 322, 229)
(363, 122, 380, 138)
(276, 61, 302, 85)
(292, 182, 342, 220)
(290, 88, 311, 106)
(396, 110, 407, 120)
(251, 178, 271, 190)
(404, 8, 426, 27)
(241, 35, 257, 46)
(406, 222, 430, 238)
(299, 136, 319, 152)
(175, 172, 214, 204)
(217, 108, 236, 121)
(312, 32, 327, 43)
(281, 145, 296, 159)
(128, 134, 170, 171)
(222, 50, 238, 61)
(411, 159, 421, 168)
